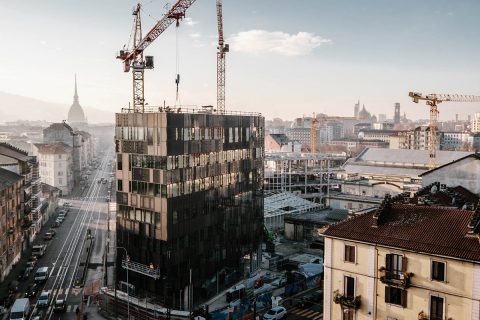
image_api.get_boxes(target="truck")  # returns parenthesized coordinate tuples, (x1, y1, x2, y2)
(10, 298, 30, 320)
(31, 245, 46, 258)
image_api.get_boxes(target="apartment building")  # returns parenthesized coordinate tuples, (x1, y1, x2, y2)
(115, 109, 264, 309)
(322, 188, 480, 320)
(0, 168, 25, 282)
(33, 143, 74, 195)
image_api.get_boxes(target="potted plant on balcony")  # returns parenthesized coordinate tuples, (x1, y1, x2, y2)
(333, 290, 361, 309)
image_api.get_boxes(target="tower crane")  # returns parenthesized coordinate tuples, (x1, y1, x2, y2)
(409, 91, 480, 169)
(311, 113, 319, 153)
(117, 0, 197, 113)
(216, 0, 229, 113)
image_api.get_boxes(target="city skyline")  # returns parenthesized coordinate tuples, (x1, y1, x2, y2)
(0, 0, 479, 122)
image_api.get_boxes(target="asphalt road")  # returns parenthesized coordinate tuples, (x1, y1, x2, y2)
(0, 150, 114, 320)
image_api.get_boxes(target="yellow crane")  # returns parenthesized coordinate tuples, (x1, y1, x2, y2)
(311, 113, 319, 153)
(409, 92, 480, 169)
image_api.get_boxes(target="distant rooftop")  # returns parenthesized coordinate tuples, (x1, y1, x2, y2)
(34, 142, 73, 154)
(0, 167, 23, 191)
(323, 187, 480, 262)
(343, 148, 473, 177)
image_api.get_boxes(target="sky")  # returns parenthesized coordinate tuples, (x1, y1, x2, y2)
(0, 0, 479, 122)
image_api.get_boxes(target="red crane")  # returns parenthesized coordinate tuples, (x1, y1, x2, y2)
(216, 0, 229, 113)
(117, 0, 197, 112)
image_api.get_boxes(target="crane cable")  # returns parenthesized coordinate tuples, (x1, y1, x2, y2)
(175, 19, 181, 106)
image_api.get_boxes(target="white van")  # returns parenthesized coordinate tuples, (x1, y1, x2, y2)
(32, 245, 46, 257)
(10, 298, 30, 320)
(34, 267, 49, 284)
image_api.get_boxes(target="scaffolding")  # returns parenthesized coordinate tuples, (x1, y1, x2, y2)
(264, 152, 346, 204)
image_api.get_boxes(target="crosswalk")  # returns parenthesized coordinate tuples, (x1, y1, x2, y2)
(47, 287, 82, 297)
(289, 307, 323, 320)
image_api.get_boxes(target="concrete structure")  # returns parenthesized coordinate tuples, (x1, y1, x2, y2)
(322, 189, 480, 320)
(33, 143, 74, 195)
(283, 208, 348, 242)
(472, 112, 480, 133)
(0, 168, 24, 282)
(67, 75, 87, 126)
(115, 108, 264, 309)
(264, 192, 321, 231)
(264, 152, 345, 204)
(420, 154, 480, 194)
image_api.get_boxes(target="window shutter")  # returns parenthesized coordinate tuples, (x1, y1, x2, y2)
(385, 286, 391, 303)
(386, 254, 392, 270)
(401, 256, 408, 272)
(401, 289, 407, 308)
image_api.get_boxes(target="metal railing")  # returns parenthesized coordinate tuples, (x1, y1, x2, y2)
(121, 259, 161, 279)
(120, 105, 262, 117)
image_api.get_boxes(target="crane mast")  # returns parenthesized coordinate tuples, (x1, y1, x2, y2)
(117, 0, 197, 113)
(409, 92, 480, 169)
(216, 0, 229, 113)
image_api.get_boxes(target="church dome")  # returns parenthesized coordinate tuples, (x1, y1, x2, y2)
(67, 75, 87, 125)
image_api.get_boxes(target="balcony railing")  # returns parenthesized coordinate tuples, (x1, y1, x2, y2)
(379, 267, 413, 289)
(333, 291, 361, 310)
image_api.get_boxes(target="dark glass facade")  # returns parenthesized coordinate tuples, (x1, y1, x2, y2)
(115, 111, 264, 309)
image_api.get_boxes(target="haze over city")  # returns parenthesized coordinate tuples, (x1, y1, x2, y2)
(1, 0, 479, 122)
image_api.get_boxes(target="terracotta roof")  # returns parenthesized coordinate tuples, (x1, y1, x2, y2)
(0, 142, 29, 162)
(0, 167, 23, 191)
(34, 142, 72, 155)
(323, 202, 480, 262)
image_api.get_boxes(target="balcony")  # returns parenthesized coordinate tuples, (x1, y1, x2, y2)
(333, 291, 361, 310)
(379, 267, 413, 289)
(7, 227, 14, 235)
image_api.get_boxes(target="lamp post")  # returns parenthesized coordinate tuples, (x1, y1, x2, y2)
(117, 246, 130, 320)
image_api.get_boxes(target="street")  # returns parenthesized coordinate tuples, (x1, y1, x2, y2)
(1, 150, 114, 320)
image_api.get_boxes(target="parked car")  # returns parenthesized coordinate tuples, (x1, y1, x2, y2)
(31, 309, 46, 320)
(18, 268, 32, 281)
(25, 283, 39, 298)
(52, 221, 60, 228)
(263, 306, 287, 320)
(53, 299, 66, 313)
(44, 232, 53, 241)
(26, 260, 37, 270)
(8, 281, 19, 293)
(56, 217, 64, 224)
(37, 291, 50, 308)
(48, 229, 56, 237)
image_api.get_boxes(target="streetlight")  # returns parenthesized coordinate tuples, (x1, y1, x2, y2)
(117, 246, 130, 320)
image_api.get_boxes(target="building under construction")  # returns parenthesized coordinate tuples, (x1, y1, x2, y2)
(115, 108, 264, 308)
(264, 152, 346, 205)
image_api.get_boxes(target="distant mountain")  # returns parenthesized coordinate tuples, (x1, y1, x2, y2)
(0, 91, 114, 124)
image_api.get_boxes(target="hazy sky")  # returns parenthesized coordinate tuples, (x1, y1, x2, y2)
(0, 0, 479, 121)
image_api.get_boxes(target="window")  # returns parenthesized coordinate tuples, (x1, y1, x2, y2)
(344, 245, 356, 263)
(344, 276, 355, 298)
(117, 180, 123, 192)
(385, 286, 407, 307)
(385, 254, 405, 279)
(431, 261, 445, 282)
(430, 296, 444, 320)
(343, 309, 354, 320)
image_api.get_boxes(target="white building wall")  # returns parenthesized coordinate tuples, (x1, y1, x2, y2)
(422, 157, 480, 194)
